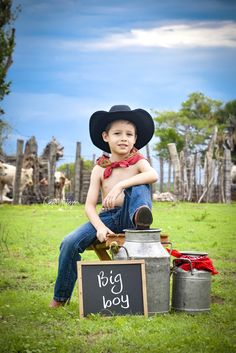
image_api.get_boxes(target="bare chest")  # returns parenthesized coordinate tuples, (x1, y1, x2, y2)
(101, 164, 139, 196)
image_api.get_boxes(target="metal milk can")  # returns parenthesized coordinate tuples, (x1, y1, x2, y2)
(171, 258, 211, 313)
(114, 229, 170, 315)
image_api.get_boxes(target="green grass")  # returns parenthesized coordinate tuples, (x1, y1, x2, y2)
(0, 202, 236, 353)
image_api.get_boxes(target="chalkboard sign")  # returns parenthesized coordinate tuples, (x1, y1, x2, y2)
(77, 260, 148, 318)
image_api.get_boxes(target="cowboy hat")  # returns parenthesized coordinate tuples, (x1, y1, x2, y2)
(89, 105, 154, 153)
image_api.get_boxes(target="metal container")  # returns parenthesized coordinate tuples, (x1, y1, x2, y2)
(172, 258, 211, 313)
(114, 229, 170, 315)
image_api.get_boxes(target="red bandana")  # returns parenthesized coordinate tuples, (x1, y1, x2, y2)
(96, 148, 146, 179)
(166, 248, 218, 275)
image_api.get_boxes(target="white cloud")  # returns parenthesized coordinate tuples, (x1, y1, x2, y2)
(60, 21, 236, 50)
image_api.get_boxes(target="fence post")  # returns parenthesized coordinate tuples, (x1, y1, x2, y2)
(168, 143, 182, 199)
(74, 142, 81, 202)
(217, 157, 224, 202)
(204, 127, 218, 202)
(92, 154, 96, 166)
(187, 155, 194, 201)
(179, 151, 186, 200)
(146, 144, 152, 166)
(192, 154, 198, 202)
(159, 156, 164, 193)
(65, 163, 70, 179)
(13, 139, 24, 204)
(167, 159, 171, 192)
(146, 144, 155, 195)
(195, 153, 201, 202)
(23, 136, 39, 200)
(224, 148, 231, 204)
(48, 142, 57, 200)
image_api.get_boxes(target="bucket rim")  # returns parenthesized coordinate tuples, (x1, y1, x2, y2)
(123, 228, 162, 233)
(179, 251, 208, 257)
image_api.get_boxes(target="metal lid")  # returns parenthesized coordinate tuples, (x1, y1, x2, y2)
(179, 251, 208, 257)
(123, 228, 162, 243)
(123, 228, 162, 233)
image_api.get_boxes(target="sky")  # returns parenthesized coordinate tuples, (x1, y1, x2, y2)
(2, 0, 236, 166)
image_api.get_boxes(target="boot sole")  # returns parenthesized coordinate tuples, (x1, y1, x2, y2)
(135, 206, 153, 229)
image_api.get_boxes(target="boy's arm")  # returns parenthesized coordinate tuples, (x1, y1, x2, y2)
(85, 166, 114, 242)
(102, 159, 158, 209)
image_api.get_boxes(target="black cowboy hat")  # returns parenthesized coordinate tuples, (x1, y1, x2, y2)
(89, 105, 154, 153)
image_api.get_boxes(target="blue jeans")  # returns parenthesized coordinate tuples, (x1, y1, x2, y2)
(53, 184, 152, 302)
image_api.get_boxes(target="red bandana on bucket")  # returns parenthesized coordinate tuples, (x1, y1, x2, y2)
(96, 148, 146, 179)
(166, 248, 218, 275)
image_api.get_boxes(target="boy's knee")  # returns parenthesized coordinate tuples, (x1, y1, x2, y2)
(60, 237, 72, 252)
(60, 232, 78, 253)
(135, 184, 150, 191)
(126, 184, 150, 196)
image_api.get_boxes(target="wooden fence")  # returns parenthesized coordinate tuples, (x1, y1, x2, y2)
(2, 132, 234, 204)
(2, 137, 96, 204)
(157, 138, 232, 203)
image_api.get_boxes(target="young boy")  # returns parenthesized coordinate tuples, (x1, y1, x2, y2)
(49, 105, 158, 307)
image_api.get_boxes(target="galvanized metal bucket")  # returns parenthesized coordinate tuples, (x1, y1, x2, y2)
(113, 228, 171, 315)
(171, 258, 211, 313)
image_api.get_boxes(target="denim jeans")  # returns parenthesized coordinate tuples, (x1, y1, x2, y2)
(53, 184, 152, 302)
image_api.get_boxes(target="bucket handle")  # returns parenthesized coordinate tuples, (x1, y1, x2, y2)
(173, 258, 194, 275)
(110, 245, 130, 260)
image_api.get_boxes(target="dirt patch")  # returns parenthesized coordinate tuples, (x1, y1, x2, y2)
(82, 331, 113, 345)
(211, 295, 225, 304)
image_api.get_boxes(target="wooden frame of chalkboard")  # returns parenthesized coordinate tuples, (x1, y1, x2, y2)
(77, 260, 148, 318)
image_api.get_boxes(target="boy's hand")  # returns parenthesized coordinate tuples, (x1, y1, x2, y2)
(96, 226, 114, 243)
(102, 184, 123, 209)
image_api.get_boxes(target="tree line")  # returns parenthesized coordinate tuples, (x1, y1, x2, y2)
(153, 92, 236, 163)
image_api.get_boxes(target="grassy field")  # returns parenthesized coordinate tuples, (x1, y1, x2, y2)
(0, 202, 236, 353)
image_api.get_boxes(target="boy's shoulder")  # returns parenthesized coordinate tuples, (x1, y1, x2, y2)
(135, 158, 152, 170)
(91, 164, 103, 178)
(92, 164, 103, 172)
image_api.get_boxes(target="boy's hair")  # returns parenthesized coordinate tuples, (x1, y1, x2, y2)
(105, 120, 137, 134)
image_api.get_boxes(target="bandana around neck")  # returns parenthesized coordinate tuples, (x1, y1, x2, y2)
(96, 148, 146, 179)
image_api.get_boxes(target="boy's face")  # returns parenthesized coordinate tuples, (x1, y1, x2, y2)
(102, 120, 137, 155)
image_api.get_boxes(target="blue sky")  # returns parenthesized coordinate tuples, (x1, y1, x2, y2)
(3, 0, 236, 165)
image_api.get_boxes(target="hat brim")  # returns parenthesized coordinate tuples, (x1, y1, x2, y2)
(89, 109, 154, 153)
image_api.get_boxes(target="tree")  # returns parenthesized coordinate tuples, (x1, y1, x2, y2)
(0, 118, 11, 155)
(154, 111, 184, 159)
(0, 0, 20, 154)
(57, 163, 74, 177)
(216, 99, 236, 126)
(216, 99, 236, 163)
(57, 159, 93, 176)
(180, 92, 222, 149)
(154, 92, 224, 158)
(0, 0, 19, 113)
